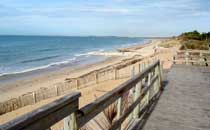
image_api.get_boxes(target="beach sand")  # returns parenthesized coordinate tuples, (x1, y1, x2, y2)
(0, 38, 181, 125)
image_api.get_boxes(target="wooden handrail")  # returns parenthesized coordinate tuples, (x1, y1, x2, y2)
(109, 75, 158, 130)
(0, 92, 81, 130)
(77, 60, 162, 129)
(173, 50, 210, 66)
(0, 60, 162, 130)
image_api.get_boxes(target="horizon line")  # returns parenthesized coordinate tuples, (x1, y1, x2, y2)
(0, 34, 173, 38)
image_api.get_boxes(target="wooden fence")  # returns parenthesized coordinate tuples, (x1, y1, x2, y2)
(173, 50, 210, 66)
(0, 60, 163, 130)
(0, 55, 158, 115)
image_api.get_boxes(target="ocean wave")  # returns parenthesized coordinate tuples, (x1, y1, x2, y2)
(0, 57, 77, 77)
(21, 55, 60, 63)
(75, 49, 105, 57)
(0, 50, 105, 77)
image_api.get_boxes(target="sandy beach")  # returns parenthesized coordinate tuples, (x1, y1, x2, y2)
(0, 38, 181, 125)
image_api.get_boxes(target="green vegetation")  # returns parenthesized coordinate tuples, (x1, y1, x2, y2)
(179, 30, 210, 50)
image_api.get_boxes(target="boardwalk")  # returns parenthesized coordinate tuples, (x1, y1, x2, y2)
(142, 65, 210, 130)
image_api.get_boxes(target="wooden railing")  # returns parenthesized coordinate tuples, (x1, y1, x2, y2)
(0, 60, 163, 130)
(0, 92, 81, 130)
(173, 50, 210, 66)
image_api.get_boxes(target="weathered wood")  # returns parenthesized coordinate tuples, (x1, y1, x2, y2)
(133, 81, 141, 119)
(130, 65, 135, 95)
(185, 51, 189, 65)
(146, 72, 151, 104)
(95, 72, 98, 84)
(173, 50, 210, 66)
(109, 75, 158, 130)
(177, 50, 210, 54)
(0, 60, 162, 130)
(71, 113, 77, 130)
(116, 97, 122, 130)
(1, 92, 81, 130)
(133, 64, 143, 119)
(114, 69, 117, 80)
(32, 92, 36, 104)
(173, 60, 210, 64)
(64, 112, 77, 130)
(55, 85, 58, 96)
(143, 65, 210, 130)
(76, 79, 79, 89)
(77, 60, 160, 128)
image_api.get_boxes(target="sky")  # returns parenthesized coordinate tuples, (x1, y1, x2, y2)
(0, 0, 210, 37)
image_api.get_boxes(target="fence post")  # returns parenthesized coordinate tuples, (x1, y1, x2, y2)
(173, 56, 176, 64)
(32, 92, 36, 104)
(75, 79, 79, 89)
(55, 85, 58, 96)
(114, 69, 117, 80)
(117, 97, 122, 130)
(199, 51, 203, 65)
(95, 72, 98, 84)
(190, 57, 193, 65)
(185, 51, 189, 65)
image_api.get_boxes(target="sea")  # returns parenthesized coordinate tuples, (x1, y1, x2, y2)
(0, 35, 148, 77)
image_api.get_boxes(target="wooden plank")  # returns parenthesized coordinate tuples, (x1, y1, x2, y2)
(173, 60, 210, 64)
(109, 75, 158, 130)
(133, 81, 141, 119)
(116, 97, 122, 130)
(64, 112, 78, 130)
(77, 61, 160, 128)
(1, 92, 81, 130)
(177, 50, 210, 54)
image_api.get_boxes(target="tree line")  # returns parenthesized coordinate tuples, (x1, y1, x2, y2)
(179, 30, 210, 50)
(180, 30, 210, 41)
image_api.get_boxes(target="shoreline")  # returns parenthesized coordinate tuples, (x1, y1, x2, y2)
(0, 39, 151, 85)
(0, 39, 152, 102)
(0, 55, 107, 86)
(0, 38, 178, 125)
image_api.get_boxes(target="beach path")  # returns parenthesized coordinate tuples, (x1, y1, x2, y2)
(142, 65, 210, 130)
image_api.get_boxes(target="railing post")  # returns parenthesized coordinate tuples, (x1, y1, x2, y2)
(185, 51, 189, 65)
(130, 65, 135, 94)
(142, 62, 146, 84)
(128, 65, 135, 121)
(155, 65, 160, 93)
(146, 72, 151, 105)
(63, 93, 80, 130)
(133, 64, 142, 119)
(117, 97, 122, 130)
(158, 61, 163, 87)
(64, 112, 78, 130)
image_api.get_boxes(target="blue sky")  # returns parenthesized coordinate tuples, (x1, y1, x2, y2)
(0, 0, 210, 36)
